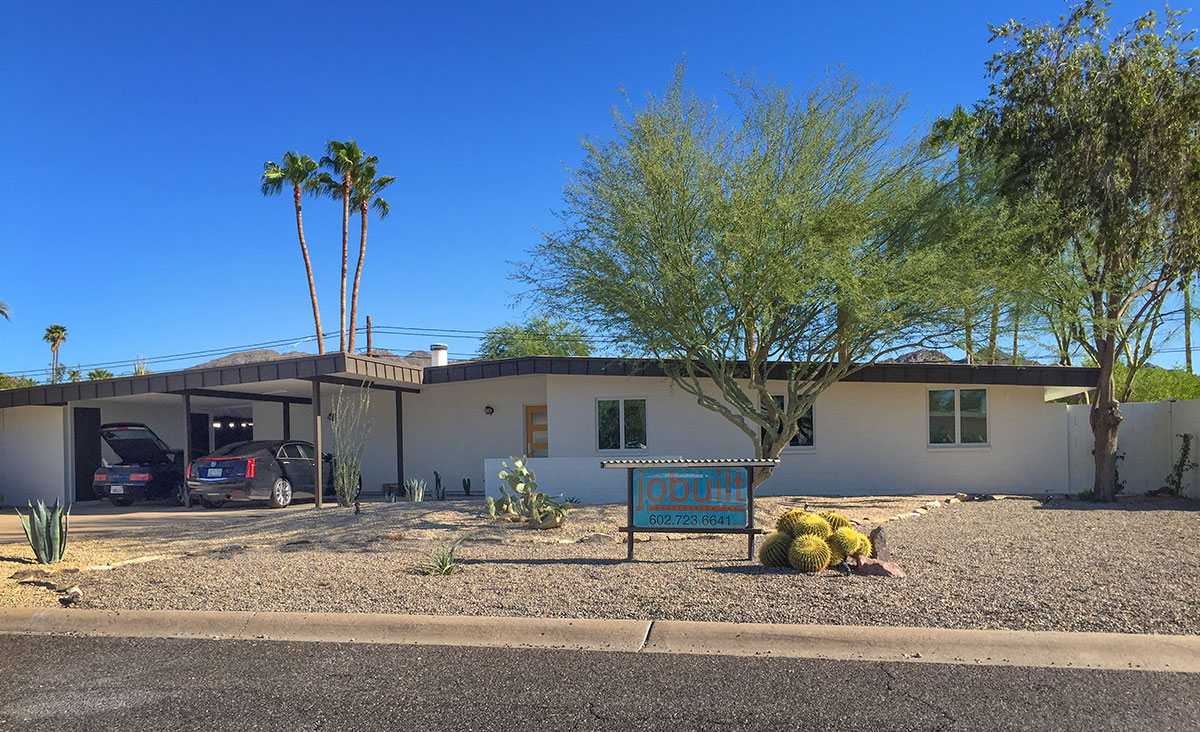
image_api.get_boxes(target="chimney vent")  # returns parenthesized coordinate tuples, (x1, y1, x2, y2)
(431, 343, 448, 367)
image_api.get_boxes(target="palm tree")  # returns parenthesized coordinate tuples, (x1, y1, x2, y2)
(43, 325, 67, 379)
(86, 368, 114, 381)
(67, 366, 82, 383)
(347, 160, 395, 354)
(0, 299, 10, 321)
(319, 140, 366, 353)
(262, 152, 325, 354)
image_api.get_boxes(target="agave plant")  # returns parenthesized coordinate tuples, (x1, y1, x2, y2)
(404, 478, 426, 502)
(16, 500, 71, 564)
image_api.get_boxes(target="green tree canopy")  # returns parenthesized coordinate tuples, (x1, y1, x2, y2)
(0, 373, 36, 390)
(978, 0, 1200, 500)
(478, 317, 593, 359)
(86, 368, 114, 381)
(521, 67, 1005, 484)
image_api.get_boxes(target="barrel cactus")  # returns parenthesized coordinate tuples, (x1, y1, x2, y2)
(758, 531, 794, 568)
(857, 534, 873, 558)
(819, 510, 853, 531)
(826, 527, 862, 566)
(788, 534, 832, 573)
(775, 508, 809, 536)
(792, 513, 832, 540)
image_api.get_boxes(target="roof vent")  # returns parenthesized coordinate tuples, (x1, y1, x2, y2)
(431, 343, 448, 367)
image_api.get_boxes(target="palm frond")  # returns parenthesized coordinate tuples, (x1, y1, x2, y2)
(0, 299, 10, 321)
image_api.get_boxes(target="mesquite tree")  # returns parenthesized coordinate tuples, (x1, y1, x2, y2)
(522, 68, 1002, 486)
(979, 1, 1200, 500)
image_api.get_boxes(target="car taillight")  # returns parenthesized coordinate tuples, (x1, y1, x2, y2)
(93, 473, 107, 482)
(245, 458, 256, 478)
(187, 461, 195, 478)
(130, 473, 152, 482)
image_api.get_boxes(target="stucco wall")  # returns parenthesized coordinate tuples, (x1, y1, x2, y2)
(403, 375, 547, 492)
(0, 406, 68, 506)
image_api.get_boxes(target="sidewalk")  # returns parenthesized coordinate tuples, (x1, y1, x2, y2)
(2, 607, 1197, 673)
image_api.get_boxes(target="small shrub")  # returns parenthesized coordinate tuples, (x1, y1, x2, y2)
(422, 538, 464, 575)
(1164, 433, 1198, 496)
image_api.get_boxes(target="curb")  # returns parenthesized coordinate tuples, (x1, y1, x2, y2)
(2, 608, 1198, 672)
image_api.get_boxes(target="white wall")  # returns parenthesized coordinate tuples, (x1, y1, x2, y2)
(1068, 399, 1200, 497)
(404, 375, 547, 492)
(0, 406, 68, 506)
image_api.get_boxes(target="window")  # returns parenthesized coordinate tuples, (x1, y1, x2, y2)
(597, 398, 647, 450)
(764, 395, 814, 448)
(928, 389, 987, 445)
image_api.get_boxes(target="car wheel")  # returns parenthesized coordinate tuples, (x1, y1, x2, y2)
(269, 477, 293, 508)
(200, 498, 225, 509)
(168, 481, 187, 507)
(110, 496, 134, 507)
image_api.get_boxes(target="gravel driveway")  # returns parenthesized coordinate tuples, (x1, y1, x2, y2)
(3, 495, 1197, 635)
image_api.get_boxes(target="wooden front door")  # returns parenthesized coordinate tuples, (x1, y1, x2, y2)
(524, 405, 548, 458)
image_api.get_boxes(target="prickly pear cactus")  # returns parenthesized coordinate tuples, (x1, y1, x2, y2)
(818, 511, 853, 531)
(757, 532, 793, 567)
(788, 534, 831, 573)
(792, 513, 832, 540)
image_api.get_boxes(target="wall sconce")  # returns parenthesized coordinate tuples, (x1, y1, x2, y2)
(484, 405, 494, 415)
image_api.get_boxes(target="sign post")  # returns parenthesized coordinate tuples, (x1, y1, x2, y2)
(601, 459, 779, 561)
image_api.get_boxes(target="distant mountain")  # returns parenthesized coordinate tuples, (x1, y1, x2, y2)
(190, 348, 436, 370)
(367, 348, 433, 369)
(891, 349, 953, 364)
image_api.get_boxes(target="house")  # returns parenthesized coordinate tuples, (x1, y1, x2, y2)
(0, 346, 1101, 506)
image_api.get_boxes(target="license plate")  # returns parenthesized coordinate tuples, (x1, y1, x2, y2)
(205, 468, 223, 478)
(109, 486, 125, 494)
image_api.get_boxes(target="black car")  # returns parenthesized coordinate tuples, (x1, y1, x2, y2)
(92, 423, 189, 507)
(187, 440, 353, 508)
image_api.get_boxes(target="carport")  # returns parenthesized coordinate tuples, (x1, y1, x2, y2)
(0, 353, 421, 508)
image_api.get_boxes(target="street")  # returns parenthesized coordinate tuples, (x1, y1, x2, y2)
(1, 634, 1196, 731)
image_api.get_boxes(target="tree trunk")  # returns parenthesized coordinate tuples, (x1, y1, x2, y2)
(1185, 273, 1193, 374)
(987, 304, 1000, 364)
(294, 187, 324, 355)
(1089, 336, 1122, 501)
(348, 201, 368, 354)
(339, 174, 350, 353)
(964, 306, 973, 364)
(1010, 308, 1020, 364)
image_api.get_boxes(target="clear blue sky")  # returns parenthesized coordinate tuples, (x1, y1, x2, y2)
(0, 0, 1179, 377)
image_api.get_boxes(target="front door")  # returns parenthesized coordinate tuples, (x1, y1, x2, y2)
(72, 407, 102, 501)
(525, 405, 548, 458)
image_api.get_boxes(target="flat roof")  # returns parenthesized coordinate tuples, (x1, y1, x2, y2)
(0, 352, 422, 408)
(423, 356, 1099, 388)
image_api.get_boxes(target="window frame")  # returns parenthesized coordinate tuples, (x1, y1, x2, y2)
(926, 387, 990, 448)
(595, 396, 649, 452)
(764, 394, 816, 451)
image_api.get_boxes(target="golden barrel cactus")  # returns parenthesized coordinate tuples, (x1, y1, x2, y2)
(758, 531, 794, 568)
(792, 513, 832, 540)
(818, 511, 853, 531)
(775, 509, 809, 537)
(788, 534, 832, 573)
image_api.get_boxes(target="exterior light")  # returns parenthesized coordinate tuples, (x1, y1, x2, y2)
(228, 422, 235, 428)
(484, 405, 494, 415)
(212, 422, 221, 429)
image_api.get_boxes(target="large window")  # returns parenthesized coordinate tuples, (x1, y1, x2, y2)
(928, 388, 987, 445)
(597, 398, 647, 450)
(764, 395, 814, 448)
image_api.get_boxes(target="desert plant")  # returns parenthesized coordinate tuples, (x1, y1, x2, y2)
(1164, 433, 1198, 497)
(791, 513, 832, 540)
(462, 477, 472, 496)
(16, 500, 70, 564)
(788, 534, 832, 573)
(330, 385, 374, 507)
(433, 471, 446, 501)
(493, 458, 572, 528)
(405, 478, 427, 502)
(857, 534, 873, 559)
(818, 511, 853, 531)
(826, 527, 863, 566)
(422, 538, 464, 575)
(775, 508, 809, 536)
(757, 531, 793, 568)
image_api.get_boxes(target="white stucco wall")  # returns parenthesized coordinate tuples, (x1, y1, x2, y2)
(403, 375, 547, 492)
(0, 406, 69, 506)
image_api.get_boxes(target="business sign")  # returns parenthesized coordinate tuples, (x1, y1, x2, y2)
(632, 467, 749, 530)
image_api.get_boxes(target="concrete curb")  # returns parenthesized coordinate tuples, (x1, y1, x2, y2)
(1, 608, 1197, 672)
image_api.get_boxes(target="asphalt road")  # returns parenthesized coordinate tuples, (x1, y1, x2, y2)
(1, 635, 1197, 731)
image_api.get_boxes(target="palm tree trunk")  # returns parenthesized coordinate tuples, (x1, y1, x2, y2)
(348, 201, 368, 354)
(294, 186, 324, 355)
(340, 174, 350, 353)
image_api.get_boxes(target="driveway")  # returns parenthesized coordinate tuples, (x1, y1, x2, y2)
(0, 500, 317, 544)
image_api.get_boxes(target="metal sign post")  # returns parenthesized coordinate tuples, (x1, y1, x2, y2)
(601, 459, 779, 561)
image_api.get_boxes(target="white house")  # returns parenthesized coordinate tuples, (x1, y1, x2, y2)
(0, 349, 1103, 506)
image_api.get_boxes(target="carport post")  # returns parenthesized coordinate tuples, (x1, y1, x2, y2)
(282, 402, 291, 440)
(312, 379, 323, 509)
(181, 393, 192, 508)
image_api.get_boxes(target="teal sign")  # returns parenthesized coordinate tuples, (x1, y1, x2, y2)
(632, 467, 749, 529)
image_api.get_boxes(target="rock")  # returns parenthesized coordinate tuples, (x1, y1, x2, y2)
(868, 527, 892, 561)
(59, 585, 83, 606)
(623, 533, 650, 543)
(924, 501, 941, 509)
(914, 508, 927, 514)
(853, 557, 905, 578)
(954, 493, 967, 500)
(946, 497, 960, 504)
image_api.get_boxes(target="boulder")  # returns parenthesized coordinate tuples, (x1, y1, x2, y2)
(853, 557, 905, 578)
(868, 526, 892, 561)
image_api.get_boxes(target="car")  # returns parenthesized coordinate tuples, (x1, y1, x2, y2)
(92, 423, 189, 507)
(186, 439, 358, 508)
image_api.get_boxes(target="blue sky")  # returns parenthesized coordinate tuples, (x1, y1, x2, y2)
(0, 0, 1179, 377)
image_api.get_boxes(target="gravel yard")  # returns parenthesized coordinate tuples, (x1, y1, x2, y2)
(3, 495, 1197, 635)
